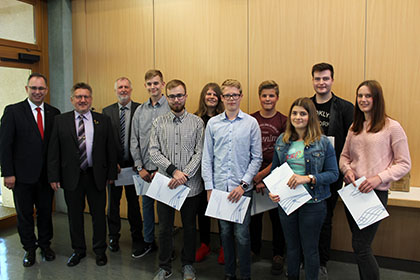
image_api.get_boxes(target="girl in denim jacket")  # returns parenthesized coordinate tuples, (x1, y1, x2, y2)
(269, 97, 338, 280)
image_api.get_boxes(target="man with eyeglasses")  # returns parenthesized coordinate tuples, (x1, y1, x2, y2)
(130, 69, 170, 258)
(310, 62, 354, 279)
(149, 79, 204, 280)
(102, 77, 144, 255)
(202, 79, 262, 280)
(0, 73, 60, 267)
(48, 82, 117, 267)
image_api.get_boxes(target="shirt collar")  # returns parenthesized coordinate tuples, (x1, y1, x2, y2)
(146, 95, 167, 107)
(221, 109, 244, 121)
(74, 110, 92, 121)
(171, 110, 187, 123)
(118, 100, 131, 110)
(27, 99, 44, 111)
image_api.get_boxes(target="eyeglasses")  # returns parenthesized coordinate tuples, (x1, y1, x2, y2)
(73, 95, 92, 100)
(28, 86, 47, 91)
(167, 93, 186, 100)
(222, 93, 241, 100)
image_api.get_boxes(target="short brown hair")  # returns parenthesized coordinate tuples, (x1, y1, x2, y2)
(144, 69, 163, 82)
(312, 63, 334, 79)
(165, 79, 186, 94)
(71, 82, 92, 97)
(221, 79, 242, 94)
(258, 80, 279, 96)
(28, 73, 47, 85)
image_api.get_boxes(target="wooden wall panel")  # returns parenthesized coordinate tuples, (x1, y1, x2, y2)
(73, 0, 154, 112)
(249, 0, 365, 115)
(366, 0, 420, 187)
(154, 0, 248, 112)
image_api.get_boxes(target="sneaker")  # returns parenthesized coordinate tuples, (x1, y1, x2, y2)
(271, 255, 284, 275)
(218, 246, 225, 265)
(153, 268, 172, 280)
(132, 241, 157, 258)
(195, 243, 210, 262)
(319, 266, 328, 280)
(182, 265, 196, 280)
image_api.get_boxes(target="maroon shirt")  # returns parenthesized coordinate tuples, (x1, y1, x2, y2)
(251, 111, 287, 170)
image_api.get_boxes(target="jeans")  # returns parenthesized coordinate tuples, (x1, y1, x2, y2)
(157, 195, 199, 272)
(142, 194, 156, 243)
(279, 201, 326, 280)
(345, 190, 388, 280)
(219, 192, 252, 278)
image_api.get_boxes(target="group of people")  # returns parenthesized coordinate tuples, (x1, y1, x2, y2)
(0, 63, 411, 280)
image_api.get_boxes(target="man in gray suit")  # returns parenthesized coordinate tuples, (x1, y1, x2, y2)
(102, 77, 144, 254)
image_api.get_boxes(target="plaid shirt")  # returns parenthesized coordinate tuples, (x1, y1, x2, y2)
(149, 110, 204, 197)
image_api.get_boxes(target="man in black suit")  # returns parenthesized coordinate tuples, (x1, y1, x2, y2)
(0, 73, 60, 267)
(102, 77, 144, 254)
(48, 82, 117, 267)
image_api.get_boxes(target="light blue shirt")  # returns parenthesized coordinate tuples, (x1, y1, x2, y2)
(202, 110, 262, 192)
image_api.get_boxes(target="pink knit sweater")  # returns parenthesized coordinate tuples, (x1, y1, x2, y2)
(339, 118, 411, 191)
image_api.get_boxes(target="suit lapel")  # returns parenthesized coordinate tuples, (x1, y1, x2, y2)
(69, 111, 78, 146)
(22, 100, 42, 139)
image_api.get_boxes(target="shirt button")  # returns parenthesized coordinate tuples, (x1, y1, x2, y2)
(310, 186, 314, 189)
(306, 160, 309, 162)
(314, 198, 318, 201)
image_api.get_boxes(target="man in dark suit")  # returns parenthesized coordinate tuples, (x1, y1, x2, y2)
(48, 82, 117, 267)
(0, 73, 60, 267)
(102, 77, 144, 254)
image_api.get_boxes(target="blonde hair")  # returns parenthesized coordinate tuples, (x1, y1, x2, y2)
(221, 79, 242, 94)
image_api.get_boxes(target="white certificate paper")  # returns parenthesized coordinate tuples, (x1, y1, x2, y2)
(132, 175, 150, 196)
(205, 189, 251, 224)
(145, 172, 190, 210)
(338, 176, 389, 230)
(251, 190, 278, 216)
(263, 162, 312, 215)
(114, 167, 137, 186)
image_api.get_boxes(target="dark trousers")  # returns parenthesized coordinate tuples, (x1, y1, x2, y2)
(107, 182, 143, 248)
(12, 180, 54, 251)
(250, 206, 286, 257)
(64, 168, 107, 255)
(345, 190, 388, 280)
(157, 194, 199, 272)
(196, 189, 211, 245)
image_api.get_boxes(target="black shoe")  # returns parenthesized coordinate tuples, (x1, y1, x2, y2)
(171, 250, 176, 261)
(224, 276, 237, 280)
(40, 247, 56, 261)
(67, 252, 86, 267)
(23, 250, 36, 267)
(96, 254, 107, 266)
(108, 238, 119, 252)
(131, 241, 157, 258)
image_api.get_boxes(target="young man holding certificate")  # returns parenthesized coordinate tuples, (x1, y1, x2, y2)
(149, 79, 204, 280)
(202, 79, 262, 280)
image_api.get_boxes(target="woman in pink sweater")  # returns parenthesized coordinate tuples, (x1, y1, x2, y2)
(339, 80, 411, 280)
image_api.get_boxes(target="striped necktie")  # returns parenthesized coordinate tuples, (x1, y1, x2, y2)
(78, 115, 88, 170)
(120, 106, 128, 155)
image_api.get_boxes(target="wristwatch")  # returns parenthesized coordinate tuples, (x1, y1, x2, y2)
(136, 166, 143, 172)
(239, 181, 249, 191)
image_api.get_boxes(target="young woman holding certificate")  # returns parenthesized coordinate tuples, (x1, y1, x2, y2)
(339, 80, 411, 280)
(268, 97, 338, 280)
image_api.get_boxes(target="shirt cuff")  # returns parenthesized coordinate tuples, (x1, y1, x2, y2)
(204, 181, 214, 190)
(166, 164, 177, 176)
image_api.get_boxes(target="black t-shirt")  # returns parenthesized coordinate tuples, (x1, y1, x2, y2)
(313, 98, 332, 135)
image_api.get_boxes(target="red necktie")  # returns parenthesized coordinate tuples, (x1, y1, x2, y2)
(36, 107, 44, 139)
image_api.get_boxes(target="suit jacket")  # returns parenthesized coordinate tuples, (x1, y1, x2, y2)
(102, 101, 140, 167)
(47, 111, 117, 191)
(0, 99, 60, 184)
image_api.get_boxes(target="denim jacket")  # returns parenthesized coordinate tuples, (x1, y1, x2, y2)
(271, 134, 339, 202)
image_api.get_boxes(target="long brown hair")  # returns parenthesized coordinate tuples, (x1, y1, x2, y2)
(195, 82, 224, 117)
(283, 97, 322, 146)
(351, 80, 387, 134)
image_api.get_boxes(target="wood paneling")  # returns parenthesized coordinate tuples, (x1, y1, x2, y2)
(249, 0, 365, 115)
(365, 0, 420, 187)
(154, 0, 248, 112)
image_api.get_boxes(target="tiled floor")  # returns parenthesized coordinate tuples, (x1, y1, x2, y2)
(1, 212, 419, 280)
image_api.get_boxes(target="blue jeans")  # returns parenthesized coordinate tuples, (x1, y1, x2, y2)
(142, 195, 155, 243)
(279, 201, 326, 280)
(219, 192, 252, 279)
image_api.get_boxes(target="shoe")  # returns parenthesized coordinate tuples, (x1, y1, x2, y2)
(218, 246, 225, 265)
(319, 265, 328, 280)
(171, 250, 176, 261)
(67, 252, 86, 267)
(224, 276, 236, 280)
(96, 254, 107, 266)
(23, 250, 36, 267)
(271, 255, 284, 275)
(182, 265, 196, 280)
(195, 243, 210, 262)
(153, 268, 172, 280)
(40, 247, 56, 261)
(108, 238, 119, 252)
(132, 241, 157, 258)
